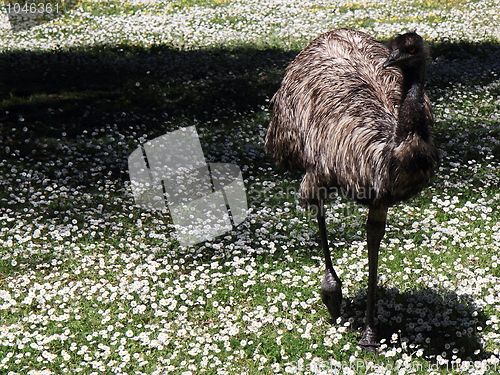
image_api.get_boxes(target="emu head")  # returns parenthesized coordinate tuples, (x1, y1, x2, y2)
(383, 32, 429, 69)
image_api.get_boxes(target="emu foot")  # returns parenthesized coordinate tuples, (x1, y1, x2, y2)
(321, 269, 342, 321)
(358, 326, 379, 353)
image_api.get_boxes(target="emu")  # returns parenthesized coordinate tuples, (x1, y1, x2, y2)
(265, 29, 439, 352)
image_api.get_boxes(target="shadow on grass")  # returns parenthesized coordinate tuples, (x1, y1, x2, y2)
(342, 286, 489, 361)
(1, 39, 499, 137)
(0, 44, 295, 187)
(0, 44, 293, 136)
(1, 40, 498, 191)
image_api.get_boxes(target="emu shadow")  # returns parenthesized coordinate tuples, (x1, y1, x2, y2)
(343, 286, 488, 361)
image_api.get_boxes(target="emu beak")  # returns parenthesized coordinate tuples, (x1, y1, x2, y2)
(383, 49, 400, 68)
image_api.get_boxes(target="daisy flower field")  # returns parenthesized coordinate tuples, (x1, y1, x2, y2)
(1, 1, 500, 374)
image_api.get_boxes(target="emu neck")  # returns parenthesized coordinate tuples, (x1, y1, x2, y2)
(400, 66, 425, 101)
(395, 67, 430, 142)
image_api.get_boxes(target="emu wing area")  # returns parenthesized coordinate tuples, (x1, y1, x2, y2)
(266, 29, 403, 205)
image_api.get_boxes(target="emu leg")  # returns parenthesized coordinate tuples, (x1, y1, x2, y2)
(358, 205, 388, 353)
(317, 200, 342, 321)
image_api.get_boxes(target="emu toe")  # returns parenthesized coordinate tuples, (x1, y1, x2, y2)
(358, 326, 379, 353)
(321, 269, 342, 321)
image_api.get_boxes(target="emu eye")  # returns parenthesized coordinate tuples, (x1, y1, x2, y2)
(407, 46, 417, 54)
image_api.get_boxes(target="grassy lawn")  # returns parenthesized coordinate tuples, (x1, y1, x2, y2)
(1, 0, 500, 374)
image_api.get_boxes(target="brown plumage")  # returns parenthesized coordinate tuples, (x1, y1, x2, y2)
(265, 29, 439, 352)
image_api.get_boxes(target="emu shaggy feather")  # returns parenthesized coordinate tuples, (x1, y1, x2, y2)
(266, 28, 438, 206)
(265, 28, 439, 352)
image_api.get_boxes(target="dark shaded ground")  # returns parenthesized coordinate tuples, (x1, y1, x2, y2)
(0, 45, 294, 186)
(1, 40, 499, 187)
(1, 39, 499, 144)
